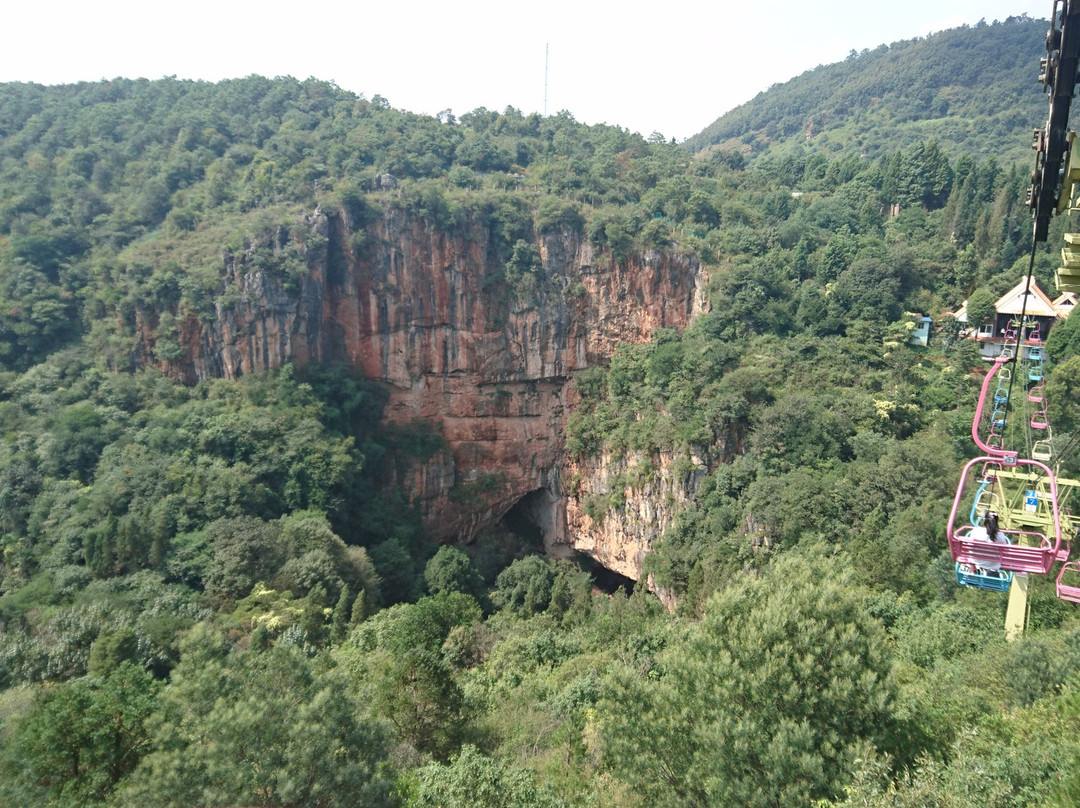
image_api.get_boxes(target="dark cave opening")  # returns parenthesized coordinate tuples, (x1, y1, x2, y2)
(495, 488, 636, 596)
(497, 489, 548, 553)
(574, 552, 635, 596)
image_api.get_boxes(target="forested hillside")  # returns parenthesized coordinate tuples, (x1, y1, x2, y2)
(686, 15, 1046, 166)
(2, 15, 1080, 806)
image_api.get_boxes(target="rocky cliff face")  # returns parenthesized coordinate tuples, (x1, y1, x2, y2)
(148, 203, 709, 582)
(561, 436, 742, 606)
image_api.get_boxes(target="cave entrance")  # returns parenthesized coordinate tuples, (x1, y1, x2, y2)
(574, 552, 636, 596)
(498, 488, 552, 554)
(470, 487, 563, 585)
(499, 488, 636, 595)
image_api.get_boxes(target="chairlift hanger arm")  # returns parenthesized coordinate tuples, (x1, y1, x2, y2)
(1029, 0, 1080, 242)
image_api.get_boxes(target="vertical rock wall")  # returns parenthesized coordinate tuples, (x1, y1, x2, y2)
(156, 204, 709, 580)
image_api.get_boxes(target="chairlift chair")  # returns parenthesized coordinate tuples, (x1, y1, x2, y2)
(1033, 438, 1053, 463)
(1057, 559, 1080, 602)
(1032, 408, 1049, 430)
(948, 456, 1064, 574)
(991, 408, 1008, 430)
(956, 560, 1014, 592)
(995, 377, 1010, 406)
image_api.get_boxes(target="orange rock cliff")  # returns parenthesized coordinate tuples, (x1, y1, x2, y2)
(141, 204, 713, 582)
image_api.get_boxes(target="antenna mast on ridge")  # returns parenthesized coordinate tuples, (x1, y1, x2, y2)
(544, 43, 549, 116)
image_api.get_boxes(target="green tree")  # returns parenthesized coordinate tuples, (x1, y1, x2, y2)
(1046, 306, 1080, 364)
(203, 516, 285, 601)
(115, 647, 393, 807)
(87, 626, 139, 677)
(492, 556, 556, 617)
(504, 239, 543, 300)
(1046, 355, 1080, 434)
(299, 581, 329, 646)
(341, 592, 481, 759)
(534, 196, 585, 234)
(8, 663, 161, 806)
(830, 257, 903, 326)
(964, 287, 996, 329)
(40, 403, 119, 484)
(372, 646, 467, 760)
(600, 554, 900, 807)
(425, 545, 486, 601)
(330, 583, 353, 643)
(406, 745, 567, 807)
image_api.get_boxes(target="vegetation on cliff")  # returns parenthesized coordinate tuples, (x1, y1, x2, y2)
(2, 15, 1080, 807)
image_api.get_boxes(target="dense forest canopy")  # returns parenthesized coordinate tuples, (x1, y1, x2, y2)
(2, 15, 1080, 807)
(686, 16, 1047, 166)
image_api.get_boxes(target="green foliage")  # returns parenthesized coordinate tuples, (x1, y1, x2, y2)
(406, 745, 568, 807)
(0, 259, 83, 369)
(330, 582, 353, 643)
(965, 286, 996, 326)
(686, 17, 1046, 166)
(0, 570, 207, 686)
(600, 555, 900, 807)
(1046, 355, 1080, 434)
(833, 676, 1080, 807)
(425, 545, 486, 602)
(340, 592, 482, 759)
(5, 663, 161, 806)
(372, 644, 468, 760)
(830, 257, 904, 327)
(504, 239, 543, 300)
(534, 196, 585, 234)
(114, 647, 394, 807)
(492, 556, 556, 617)
(894, 600, 1003, 670)
(370, 536, 422, 604)
(1046, 305, 1080, 363)
(204, 516, 285, 601)
(86, 626, 139, 677)
(0, 44, 1078, 808)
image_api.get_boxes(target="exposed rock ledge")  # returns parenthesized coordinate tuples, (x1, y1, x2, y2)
(142, 204, 711, 584)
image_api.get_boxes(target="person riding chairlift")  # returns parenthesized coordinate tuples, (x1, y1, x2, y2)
(972, 510, 1005, 574)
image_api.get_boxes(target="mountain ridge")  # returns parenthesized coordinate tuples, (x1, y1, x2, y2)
(686, 15, 1048, 167)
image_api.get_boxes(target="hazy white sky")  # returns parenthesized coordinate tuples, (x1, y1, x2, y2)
(1, 1, 1055, 140)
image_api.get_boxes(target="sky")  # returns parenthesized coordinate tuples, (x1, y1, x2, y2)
(0, 1, 1056, 141)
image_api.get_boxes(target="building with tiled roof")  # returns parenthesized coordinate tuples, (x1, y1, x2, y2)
(970, 279, 1062, 359)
